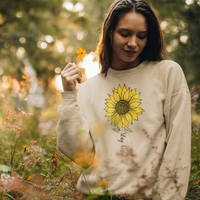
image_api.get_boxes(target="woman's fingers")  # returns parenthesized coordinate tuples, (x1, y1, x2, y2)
(62, 72, 82, 84)
(61, 62, 82, 91)
(61, 66, 82, 80)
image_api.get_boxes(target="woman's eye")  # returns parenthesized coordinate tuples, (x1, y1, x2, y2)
(138, 34, 147, 39)
(120, 33, 129, 37)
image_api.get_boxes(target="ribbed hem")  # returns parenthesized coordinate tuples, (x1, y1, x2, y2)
(61, 91, 77, 106)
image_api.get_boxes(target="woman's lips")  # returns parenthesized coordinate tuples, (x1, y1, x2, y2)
(124, 50, 137, 56)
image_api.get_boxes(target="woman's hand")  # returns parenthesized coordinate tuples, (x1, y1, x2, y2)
(61, 62, 82, 91)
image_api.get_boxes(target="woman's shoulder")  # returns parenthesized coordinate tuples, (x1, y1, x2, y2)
(151, 59, 181, 69)
(79, 73, 104, 92)
(149, 59, 184, 76)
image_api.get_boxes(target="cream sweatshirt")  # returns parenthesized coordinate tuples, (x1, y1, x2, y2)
(56, 60, 191, 200)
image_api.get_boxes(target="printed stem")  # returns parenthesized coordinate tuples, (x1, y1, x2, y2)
(82, 170, 92, 195)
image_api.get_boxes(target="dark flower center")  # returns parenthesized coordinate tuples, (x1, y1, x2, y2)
(115, 100, 130, 115)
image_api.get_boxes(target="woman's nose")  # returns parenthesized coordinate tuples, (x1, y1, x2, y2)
(127, 36, 137, 47)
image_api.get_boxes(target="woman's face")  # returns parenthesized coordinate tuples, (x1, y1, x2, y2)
(111, 11, 148, 70)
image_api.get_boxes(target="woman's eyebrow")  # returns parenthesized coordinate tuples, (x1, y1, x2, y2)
(118, 28, 147, 33)
(118, 28, 131, 31)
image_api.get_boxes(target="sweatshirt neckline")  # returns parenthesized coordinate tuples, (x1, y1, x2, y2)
(107, 61, 149, 77)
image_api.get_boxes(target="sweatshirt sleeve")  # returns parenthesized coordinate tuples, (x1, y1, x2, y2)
(153, 64, 191, 200)
(56, 91, 94, 166)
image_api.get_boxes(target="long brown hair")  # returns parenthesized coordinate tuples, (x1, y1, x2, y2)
(94, 0, 166, 76)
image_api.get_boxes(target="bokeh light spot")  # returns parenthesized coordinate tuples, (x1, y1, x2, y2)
(55, 67, 61, 74)
(19, 37, 26, 43)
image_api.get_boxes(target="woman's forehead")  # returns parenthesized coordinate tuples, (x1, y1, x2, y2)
(115, 12, 148, 31)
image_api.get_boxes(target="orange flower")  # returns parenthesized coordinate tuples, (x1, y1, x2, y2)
(196, 181, 200, 184)
(22, 145, 30, 153)
(28, 176, 32, 180)
(97, 180, 109, 187)
(73, 152, 100, 169)
(51, 154, 54, 157)
(22, 145, 30, 149)
(39, 191, 44, 197)
(76, 48, 86, 58)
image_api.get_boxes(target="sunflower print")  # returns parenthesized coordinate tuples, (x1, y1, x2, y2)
(105, 84, 144, 130)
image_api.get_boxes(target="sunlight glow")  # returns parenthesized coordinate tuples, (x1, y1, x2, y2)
(45, 35, 53, 43)
(54, 75, 63, 91)
(185, 0, 194, 5)
(180, 35, 188, 44)
(63, 1, 83, 12)
(17, 47, 25, 58)
(80, 52, 100, 79)
(55, 67, 61, 74)
(73, 3, 84, 12)
(166, 39, 178, 52)
(41, 42, 47, 49)
(16, 12, 23, 18)
(77, 31, 84, 40)
(63, 2, 74, 11)
(160, 21, 168, 30)
(55, 41, 65, 52)
(19, 37, 26, 43)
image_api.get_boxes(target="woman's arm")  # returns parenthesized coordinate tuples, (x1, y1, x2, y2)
(56, 63, 94, 167)
(153, 64, 191, 200)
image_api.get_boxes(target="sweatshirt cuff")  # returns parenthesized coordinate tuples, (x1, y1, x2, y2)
(61, 91, 77, 106)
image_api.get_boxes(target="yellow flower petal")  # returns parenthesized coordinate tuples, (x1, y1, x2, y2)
(121, 115, 129, 127)
(130, 93, 140, 101)
(118, 119, 123, 130)
(111, 112, 118, 125)
(121, 85, 127, 99)
(125, 112, 133, 124)
(113, 113, 121, 126)
(117, 85, 122, 97)
(106, 100, 115, 108)
(130, 101, 141, 108)
(106, 110, 116, 117)
(109, 95, 117, 104)
(124, 89, 130, 101)
(129, 110, 138, 120)
(130, 89, 136, 96)
(113, 90, 121, 102)
(134, 107, 144, 115)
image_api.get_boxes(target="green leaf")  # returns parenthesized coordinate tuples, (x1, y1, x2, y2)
(5, 193, 15, 200)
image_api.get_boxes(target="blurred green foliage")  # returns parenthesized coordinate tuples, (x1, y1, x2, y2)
(0, 0, 200, 88)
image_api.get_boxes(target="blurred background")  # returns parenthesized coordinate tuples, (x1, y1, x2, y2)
(0, 0, 200, 132)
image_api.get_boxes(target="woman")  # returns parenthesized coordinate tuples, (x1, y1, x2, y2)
(57, 0, 191, 199)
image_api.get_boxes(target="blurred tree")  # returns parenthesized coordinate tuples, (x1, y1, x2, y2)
(0, 0, 89, 89)
(149, 0, 200, 88)
(0, 0, 200, 90)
